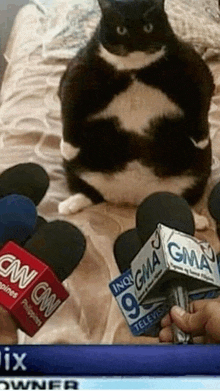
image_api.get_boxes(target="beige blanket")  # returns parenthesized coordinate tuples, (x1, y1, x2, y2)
(0, 0, 220, 344)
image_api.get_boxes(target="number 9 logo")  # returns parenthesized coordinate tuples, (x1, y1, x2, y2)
(121, 293, 140, 319)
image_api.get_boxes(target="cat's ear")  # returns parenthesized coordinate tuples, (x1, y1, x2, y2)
(143, 0, 165, 11)
(97, 0, 124, 25)
(154, 0, 165, 9)
(143, 0, 165, 19)
(150, 0, 165, 6)
(97, 0, 113, 13)
(157, 0, 165, 7)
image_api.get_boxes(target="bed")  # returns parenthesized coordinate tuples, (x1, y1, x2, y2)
(0, 0, 220, 345)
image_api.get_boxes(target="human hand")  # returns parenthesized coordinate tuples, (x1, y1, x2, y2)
(0, 306, 18, 344)
(159, 299, 220, 344)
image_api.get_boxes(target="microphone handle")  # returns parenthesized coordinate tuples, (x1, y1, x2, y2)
(166, 281, 193, 344)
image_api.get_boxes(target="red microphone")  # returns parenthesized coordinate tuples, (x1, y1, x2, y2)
(0, 220, 86, 337)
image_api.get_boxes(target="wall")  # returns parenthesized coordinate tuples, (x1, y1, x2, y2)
(0, 1, 28, 86)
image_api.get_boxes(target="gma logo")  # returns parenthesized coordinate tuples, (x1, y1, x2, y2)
(0, 255, 38, 289)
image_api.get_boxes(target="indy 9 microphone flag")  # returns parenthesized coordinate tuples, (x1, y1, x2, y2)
(0, 220, 86, 336)
(110, 228, 168, 336)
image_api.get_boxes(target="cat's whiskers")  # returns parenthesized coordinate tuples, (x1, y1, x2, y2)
(99, 44, 166, 70)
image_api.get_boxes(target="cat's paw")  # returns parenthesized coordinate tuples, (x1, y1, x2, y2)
(59, 194, 93, 215)
(192, 211, 209, 231)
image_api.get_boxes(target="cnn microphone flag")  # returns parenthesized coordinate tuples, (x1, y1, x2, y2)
(0, 241, 68, 336)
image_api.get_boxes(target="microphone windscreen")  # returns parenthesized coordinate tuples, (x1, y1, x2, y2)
(34, 216, 47, 233)
(208, 182, 220, 221)
(0, 194, 37, 244)
(24, 220, 86, 281)
(114, 229, 142, 273)
(0, 163, 49, 205)
(136, 192, 195, 244)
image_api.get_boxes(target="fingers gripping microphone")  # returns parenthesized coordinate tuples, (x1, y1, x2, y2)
(131, 192, 220, 344)
(0, 163, 50, 205)
(0, 220, 86, 336)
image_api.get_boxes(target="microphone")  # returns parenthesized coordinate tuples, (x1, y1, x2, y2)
(0, 163, 49, 205)
(208, 181, 220, 221)
(33, 216, 47, 234)
(208, 181, 220, 261)
(114, 229, 142, 273)
(110, 228, 168, 337)
(131, 192, 220, 343)
(136, 192, 195, 244)
(0, 220, 86, 336)
(0, 194, 37, 246)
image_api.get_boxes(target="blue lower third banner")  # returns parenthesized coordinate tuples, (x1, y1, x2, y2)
(0, 345, 220, 377)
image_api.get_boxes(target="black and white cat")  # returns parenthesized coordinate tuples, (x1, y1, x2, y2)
(58, 0, 214, 227)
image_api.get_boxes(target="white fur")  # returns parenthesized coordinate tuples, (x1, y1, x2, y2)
(80, 160, 195, 206)
(99, 44, 166, 70)
(190, 137, 210, 150)
(89, 79, 183, 135)
(59, 194, 92, 215)
(60, 139, 80, 161)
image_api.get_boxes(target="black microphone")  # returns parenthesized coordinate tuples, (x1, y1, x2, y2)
(208, 181, 220, 221)
(131, 192, 220, 343)
(136, 192, 195, 245)
(0, 220, 86, 336)
(24, 220, 86, 282)
(208, 181, 220, 260)
(114, 229, 142, 273)
(33, 216, 47, 233)
(111, 228, 168, 337)
(0, 163, 49, 205)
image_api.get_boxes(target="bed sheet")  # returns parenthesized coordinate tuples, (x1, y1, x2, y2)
(0, 0, 220, 344)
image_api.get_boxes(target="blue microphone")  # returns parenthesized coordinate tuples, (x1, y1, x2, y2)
(0, 194, 37, 245)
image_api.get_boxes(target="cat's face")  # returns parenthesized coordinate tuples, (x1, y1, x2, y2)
(97, 0, 174, 55)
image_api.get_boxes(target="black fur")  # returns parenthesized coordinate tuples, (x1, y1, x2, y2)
(59, 0, 214, 207)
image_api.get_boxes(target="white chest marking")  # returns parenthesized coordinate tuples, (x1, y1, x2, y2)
(80, 161, 195, 206)
(99, 44, 166, 70)
(89, 80, 183, 135)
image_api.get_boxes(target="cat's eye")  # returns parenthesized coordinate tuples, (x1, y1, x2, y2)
(143, 23, 153, 33)
(116, 26, 128, 36)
